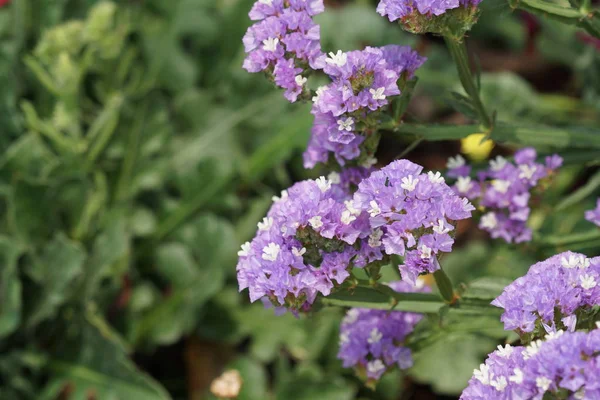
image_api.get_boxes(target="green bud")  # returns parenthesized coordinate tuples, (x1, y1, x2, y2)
(34, 21, 84, 63)
(84, 2, 117, 43)
(52, 52, 79, 93)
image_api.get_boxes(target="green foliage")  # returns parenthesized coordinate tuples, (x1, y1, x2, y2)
(0, 0, 599, 399)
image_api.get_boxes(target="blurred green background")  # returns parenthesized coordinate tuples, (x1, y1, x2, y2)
(0, 0, 599, 399)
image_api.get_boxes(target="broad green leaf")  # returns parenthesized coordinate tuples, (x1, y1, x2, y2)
(26, 233, 86, 327)
(555, 170, 600, 211)
(275, 368, 356, 400)
(40, 312, 171, 400)
(410, 333, 496, 395)
(0, 236, 24, 338)
(322, 286, 444, 313)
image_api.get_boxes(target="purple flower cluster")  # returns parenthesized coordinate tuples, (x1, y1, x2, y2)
(377, 0, 482, 22)
(461, 329, 600, 399)
(492, 251, 600, 334)
(353, 160, 474, 284)
(338, 280, 428, 381)
(585, 198, 600, 227)
(447, 149, 563, 243)
(236, 176, 369, 311)
(242, 0, 325, 102)
(304, 46, 425, 168)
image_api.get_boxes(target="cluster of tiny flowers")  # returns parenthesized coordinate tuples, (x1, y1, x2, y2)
(353, 160, 474, 284)
(461, 329, 600, 399)
(304, 45, 425, 168)
(242, 0, 325, 102)
(447, 148, 563, 243)
(585, 198, 600, 227)
(377, 0, 481, 21)
(492, 251, 600, 334)
(338, 281, 428, 381)
(236, 176, 370, 311)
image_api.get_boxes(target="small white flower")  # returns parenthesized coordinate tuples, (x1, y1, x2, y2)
(261, 243, 280, 261)
(523, 340, 542, 360)
(337, 117, 354, 131)
(519, 164, 537, 180)
(369, 87, 386, 100)
(415, 277, 426, 289)
(427, 171, 445, 184)
(473, 364, 492, 385)
(432, 219, 451, 234)
(561, 254, 591, 269)
(400, 175, 417, 191)
(366, 360, 386, 376)
(294, 75, 307, 87)
(344, 309, 360, 324)
(596, 321, 600, 329)
(258, 0, 273, 4)
(447, 154, 466, 169)
(257, 217, 273, 231)
(367, 328, 383, 344)
(419, 244, 432, 259)
(489, 156, 507, 171)
(272, 189, 288, 203)
(574, 390, 586, 400)
(280, 225, 287, 234)
(262, 37, 279, 52)
(237, 242, 251, 257)
(462, 198, 475, 212)
(368, 229, 383, 248)
(308, 215, 323, 229)
(328, 171, 341, 184)
(325, 50, 347, 67)
(545, 330, 564, 341)
(360, 156, 377, 168)
(292, 247, 306, 257)
(368, 200, 381, 217)
(344, 200, 361, 216)
(456, 176, 473, 193)
(340, 210, 356, 225)
(312, 86, 326, 103)
(492, 179, 511, 194)
(536, 376, 552, 392)
(315, 176, 331, 192)
(339, 332, 349, 344)
(480, 212, 498, 230)
(491, 376, 508, 392)
(580, 274, 597, 290)
(509, 368, 523, 384)
(496, 344, 513, 358)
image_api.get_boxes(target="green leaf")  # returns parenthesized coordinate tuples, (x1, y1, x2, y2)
(460, 277, 513, 301)
(40, 312, 171, 400)
(555, 170, 600, 211)
(26, 233, 86, 327)
(410, 333, 496, 395)
(226, 357, 269, 400)
(0, 236, 24, 338)
(275, 368, 355, 400)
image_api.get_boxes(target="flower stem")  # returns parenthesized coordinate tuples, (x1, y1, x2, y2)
(444, 36, 493, 132)
(433, 259, 456, 304)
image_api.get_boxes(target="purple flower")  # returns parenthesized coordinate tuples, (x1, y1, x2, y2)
(338, 280, 429, 381)
(243, 2, 324, 102)
(353, 160, 474, 284)
(585, 198, 600, 227)
(237, 177, 371, 311)
(377, 0, 481, 21)
(461, 330, 600, 399)
(305, 46, 426, 169)
(492, 251, 600, 334)
(447, 149, 562, 243)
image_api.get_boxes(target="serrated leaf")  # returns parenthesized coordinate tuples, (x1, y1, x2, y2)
(40, 312, 171, 400)
(26, 233, 86, 327)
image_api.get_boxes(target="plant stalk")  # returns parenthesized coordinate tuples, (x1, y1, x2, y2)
(444, 36, 493, 132)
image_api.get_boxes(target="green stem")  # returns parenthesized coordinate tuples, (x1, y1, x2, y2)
(152, 175, 233, 242)
(444, 36, 493, 132)
(433, 265, 456, 304)
(115, 103, 147, 202)
(535, 229, 600, 247)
